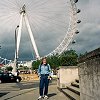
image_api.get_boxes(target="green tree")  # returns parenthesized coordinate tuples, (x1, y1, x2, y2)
(46, 54, 60, 69)
(32, 60, 41, 70)
(6, 66, 13, 71)
(32, 50, 78, 69)
(23, 66, 29, 70)
(59, 50, 78, 66)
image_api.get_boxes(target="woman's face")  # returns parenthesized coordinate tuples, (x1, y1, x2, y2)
(42, 58, 47, 64)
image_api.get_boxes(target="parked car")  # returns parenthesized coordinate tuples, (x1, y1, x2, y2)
(0, 72, 22, 83)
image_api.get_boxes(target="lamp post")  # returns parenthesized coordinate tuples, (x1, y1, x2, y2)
(15, 25, 19, 60)
(0, 46, 1, 64)
(12, 25, 19, 75)
(15, 25, 19, 69)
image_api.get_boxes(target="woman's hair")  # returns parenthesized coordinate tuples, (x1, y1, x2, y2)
(40, 57, 47, 65)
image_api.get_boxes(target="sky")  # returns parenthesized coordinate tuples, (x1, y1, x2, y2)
(0, 0, 100, 61)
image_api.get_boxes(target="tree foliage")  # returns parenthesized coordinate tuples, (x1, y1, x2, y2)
(6, 66, 13, 71)
(59, 50, 78, 66)
(32, 50, 78, 69)
(32, 60, 41, 70)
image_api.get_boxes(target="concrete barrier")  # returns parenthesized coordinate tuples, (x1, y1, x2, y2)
(78, 47, 100, 100)
(57, 66, 78, 88)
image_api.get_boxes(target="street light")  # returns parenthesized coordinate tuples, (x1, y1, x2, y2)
(15, 25, 19, 66)
(15, 25, 19, 59)
(0, 46, 1, 64)
(12, 25, 19, 75)
(0, 45, 1, 61)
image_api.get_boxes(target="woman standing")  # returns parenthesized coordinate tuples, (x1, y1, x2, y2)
(38, 57, 51, 100)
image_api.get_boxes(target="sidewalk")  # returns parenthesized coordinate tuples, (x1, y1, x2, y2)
(1, 81, 69, 100)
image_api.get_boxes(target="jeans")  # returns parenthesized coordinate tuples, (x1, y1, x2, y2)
(39, 75, 49, 96)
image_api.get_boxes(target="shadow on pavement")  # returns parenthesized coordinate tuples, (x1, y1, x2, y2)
(0, 92, 9, 97)
(16, 81, 39, 90)
(3, 89, 34, 100)
(15, 80, 57, 90)
(48, 93, 57, 97)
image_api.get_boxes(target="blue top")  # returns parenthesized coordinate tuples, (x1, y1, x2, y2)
(38, 64, 51, 76)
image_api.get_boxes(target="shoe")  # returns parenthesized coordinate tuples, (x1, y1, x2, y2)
(44, 95, 49, 99)
(38, 96, 43, 100)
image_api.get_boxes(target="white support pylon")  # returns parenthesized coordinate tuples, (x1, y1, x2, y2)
(24, 15, 40, 59)
(15, 4, 40, 61)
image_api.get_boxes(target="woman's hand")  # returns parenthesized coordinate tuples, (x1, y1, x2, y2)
(38, 75, 41, 80)
(48, 76, 52, 80)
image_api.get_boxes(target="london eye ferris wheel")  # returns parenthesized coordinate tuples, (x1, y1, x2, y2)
(0, 0, 81, 61)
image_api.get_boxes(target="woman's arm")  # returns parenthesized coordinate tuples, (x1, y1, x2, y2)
(48, 64, 52, 76)
(37, 65, 41, 76)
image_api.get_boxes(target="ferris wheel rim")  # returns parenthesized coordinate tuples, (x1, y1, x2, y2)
(44, 0, 79, 58)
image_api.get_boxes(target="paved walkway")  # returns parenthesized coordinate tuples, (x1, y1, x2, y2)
(0, 81, 69, 100)
(0, 83, 69, 100)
